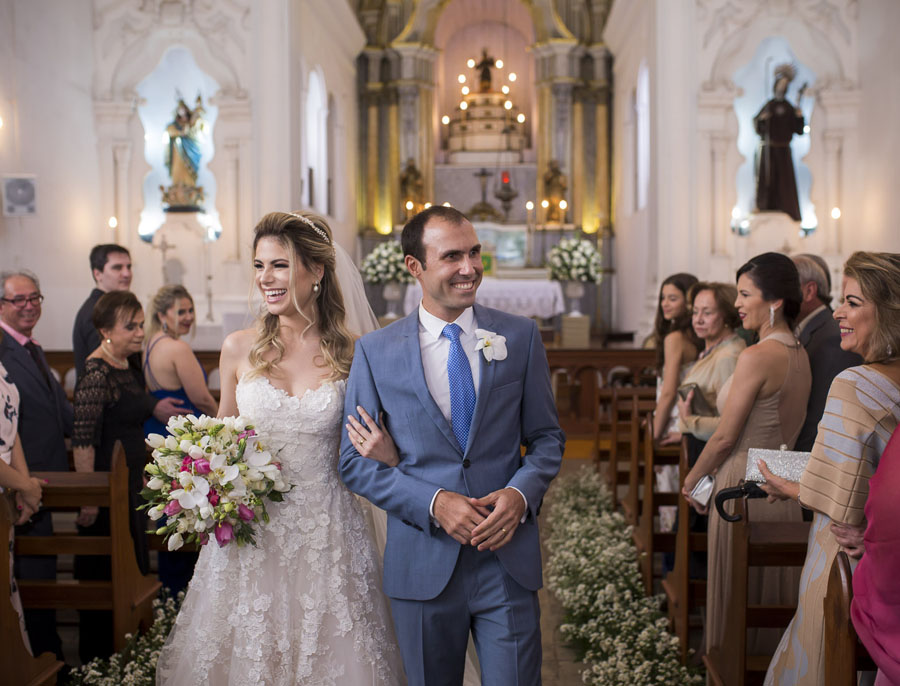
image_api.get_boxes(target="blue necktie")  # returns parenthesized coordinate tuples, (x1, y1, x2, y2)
(442, 323, 476, 452)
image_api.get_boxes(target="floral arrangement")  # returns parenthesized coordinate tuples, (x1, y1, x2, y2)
(67, 590, 180, 686)
(141, 414, 290, 550)
(545, 468, 702, 685)
(360, 240, 414, 285)
(546, 238, 602, 282)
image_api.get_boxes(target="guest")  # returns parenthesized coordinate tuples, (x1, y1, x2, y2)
(791, 254, 862, 452)
(759, 251, 900, 685)
(683, 252, 810, 683)
(676, 282, 746, 459)
(72, 291, 183, 662)
(143, 284, 216, 435)
(0, 269, 69, 661)
(652, 273, 700, 445)
(142, 285, 213, 595)
(852, 424, 900, 686)
(0, 352, 44, 655)
(72, 244, 134, 381)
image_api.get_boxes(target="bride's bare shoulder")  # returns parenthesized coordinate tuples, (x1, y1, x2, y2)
(220, 328, 256, 362)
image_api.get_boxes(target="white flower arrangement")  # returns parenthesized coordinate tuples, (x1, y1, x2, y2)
(141, 414, 291, 550)
(360, 240, 415, 285)
(545, 468, 702, 685)
(67, 590, 181, 686)
(546, 238, 602, 283)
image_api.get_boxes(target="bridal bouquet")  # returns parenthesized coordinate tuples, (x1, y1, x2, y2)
(546, 238, 602, 282)
(141, 414, 291, 550)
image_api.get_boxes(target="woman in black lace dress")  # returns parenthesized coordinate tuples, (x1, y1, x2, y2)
(71, 291, 181, 663)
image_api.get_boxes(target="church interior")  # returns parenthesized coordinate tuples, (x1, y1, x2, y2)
(2, 0, 900, 684)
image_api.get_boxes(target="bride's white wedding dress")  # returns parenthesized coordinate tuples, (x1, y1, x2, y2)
(156, 375, 406, 685)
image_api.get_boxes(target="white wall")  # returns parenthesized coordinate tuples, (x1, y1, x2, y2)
(0, 0, 365, 349)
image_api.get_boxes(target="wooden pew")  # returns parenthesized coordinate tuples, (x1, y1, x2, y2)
(632, 420, 680, 595)
(15, 443, 161, 654)
(609, 389, 656, 518)
(662, 437, 707, 663)
(1, 502, 64, 686)
(703, 497, 810, 686)
(823, 551, 876, 686)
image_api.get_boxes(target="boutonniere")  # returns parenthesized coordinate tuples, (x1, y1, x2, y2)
(474, 329, 507, 363)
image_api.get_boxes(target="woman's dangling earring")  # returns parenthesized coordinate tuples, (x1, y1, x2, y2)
(162, 321, 169, 333)
(769, 305, 775, 328)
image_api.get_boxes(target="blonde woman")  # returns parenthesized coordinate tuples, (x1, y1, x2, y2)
(156, 212, 406, 685)
(142, 285, 217, 437)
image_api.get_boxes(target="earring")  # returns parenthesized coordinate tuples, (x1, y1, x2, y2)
(888, 344, 894, 358)
(162, 321, 169, 333)
(105, 338, 112, 344)
(313, 281, 320, 293)
(769, 305, 775, 328)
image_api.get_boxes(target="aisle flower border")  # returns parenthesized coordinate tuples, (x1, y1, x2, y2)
(545, 467, 702, 685)
(66, 591, 180, 686)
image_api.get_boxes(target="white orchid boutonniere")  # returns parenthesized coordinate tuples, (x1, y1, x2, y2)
(474, 328, 508, 363)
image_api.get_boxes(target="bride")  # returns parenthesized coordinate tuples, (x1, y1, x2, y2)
(157, 211, 480, 685)
(156, 211, 406, 684)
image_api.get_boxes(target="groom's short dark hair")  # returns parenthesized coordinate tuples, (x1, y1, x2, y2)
(401, 206, 469, 269)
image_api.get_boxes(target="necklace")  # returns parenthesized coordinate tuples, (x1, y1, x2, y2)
(101, 342, 129, 369)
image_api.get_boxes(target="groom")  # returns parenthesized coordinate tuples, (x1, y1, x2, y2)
(340, 206, 564, 685)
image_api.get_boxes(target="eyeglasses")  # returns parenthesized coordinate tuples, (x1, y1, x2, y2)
(0, 294, 44, 308)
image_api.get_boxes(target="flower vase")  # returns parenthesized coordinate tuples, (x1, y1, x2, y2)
(382, 282, 405, 319)
(564, 281, 586, 317)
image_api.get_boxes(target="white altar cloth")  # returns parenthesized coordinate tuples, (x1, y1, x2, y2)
(403, 277, 565, 319)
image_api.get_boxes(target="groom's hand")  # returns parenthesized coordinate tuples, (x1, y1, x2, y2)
(433, 491, 489, 545)
(469, 488, 527, 552)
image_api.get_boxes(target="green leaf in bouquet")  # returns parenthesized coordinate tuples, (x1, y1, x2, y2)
(268, 490, 285, 502)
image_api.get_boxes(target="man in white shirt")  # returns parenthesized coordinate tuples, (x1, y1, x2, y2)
(340, 206, 564, 685)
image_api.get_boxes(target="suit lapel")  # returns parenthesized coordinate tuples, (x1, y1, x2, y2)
(400, 311, 463, 455)
(799, 307, 830, 347)
(1, 337, 48, 394)
(465, 304, 495, 455)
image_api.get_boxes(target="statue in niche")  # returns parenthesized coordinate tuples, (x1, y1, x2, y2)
(161, 94, 206, 212)
(753, 63, 806, 221)
(400, 158, 425, 210)
(543, 159, 568, 223)
(475, 49, 495, 92)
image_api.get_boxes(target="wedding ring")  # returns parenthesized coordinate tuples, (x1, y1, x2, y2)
(501, 527, 507, 534)
(358, 438, 365, 446)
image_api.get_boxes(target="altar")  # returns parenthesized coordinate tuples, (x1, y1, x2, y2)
(403, 276, 565, 319)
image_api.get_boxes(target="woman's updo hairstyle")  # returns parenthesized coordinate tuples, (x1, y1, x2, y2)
(248, 211, 354, 381)
(735, 252, 802, 327)
(93, 291, 142, 334)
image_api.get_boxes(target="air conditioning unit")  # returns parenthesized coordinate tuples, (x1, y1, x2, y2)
(2, 175, 37, 216)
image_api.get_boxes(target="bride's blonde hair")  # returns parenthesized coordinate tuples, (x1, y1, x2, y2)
(247, 211, 355, 381)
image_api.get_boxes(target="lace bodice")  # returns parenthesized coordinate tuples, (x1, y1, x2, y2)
(156, 374, 404, 686)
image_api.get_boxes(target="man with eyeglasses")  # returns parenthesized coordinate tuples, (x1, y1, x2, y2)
(0, 269, 69, 664)
(72, 244, 135, 381)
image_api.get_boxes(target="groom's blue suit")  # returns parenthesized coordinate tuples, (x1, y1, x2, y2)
(340, 303, 564, 683)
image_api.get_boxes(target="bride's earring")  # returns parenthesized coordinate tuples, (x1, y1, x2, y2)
(105, 338, 112, 344)
(769, 305, 775, 328)
(313, 281, 320, 294)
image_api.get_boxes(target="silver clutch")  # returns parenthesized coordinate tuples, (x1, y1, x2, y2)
(746, 444, 810, 483)
(689, 474, 715, 507)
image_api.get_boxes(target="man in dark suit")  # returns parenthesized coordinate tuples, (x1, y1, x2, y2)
(0, 269, 69, 661)
(72, 244, 133, 381)
(792, 254, 862, 452)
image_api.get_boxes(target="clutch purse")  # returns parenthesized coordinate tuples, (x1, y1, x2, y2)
(745, 444, 810, 483)
(677, 383, 716, 417)
(689, 474, 715, 507)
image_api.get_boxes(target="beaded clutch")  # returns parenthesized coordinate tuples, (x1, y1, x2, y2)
(746, 444, 810, 483)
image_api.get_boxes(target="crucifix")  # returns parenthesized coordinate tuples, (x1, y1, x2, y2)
(474, 168, 493, 205)
(152, 234, 177, 284)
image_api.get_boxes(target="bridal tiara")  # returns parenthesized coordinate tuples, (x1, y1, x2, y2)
(287, 212, 331, 245)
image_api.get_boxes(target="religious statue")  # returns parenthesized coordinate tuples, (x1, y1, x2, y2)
(475, 49, 495, 93)
(753, 64, 806, 221)
(399, 158, 425, 210)
(543, 159, 567, 223)
(161, 94, 206, 212)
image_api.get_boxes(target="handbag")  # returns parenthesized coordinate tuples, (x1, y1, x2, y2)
(745, 444, 810, 483)
(689, 474, 715, 507)
(677, 382, 716, 417)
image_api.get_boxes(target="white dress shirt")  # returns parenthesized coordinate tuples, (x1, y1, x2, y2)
(417, 303, 527, 524)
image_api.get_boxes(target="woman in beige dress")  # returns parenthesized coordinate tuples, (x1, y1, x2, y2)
(683, 253, 811, 684)
(760, 251, 900, 685)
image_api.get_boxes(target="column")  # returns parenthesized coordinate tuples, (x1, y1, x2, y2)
(823, 132, 843, 255)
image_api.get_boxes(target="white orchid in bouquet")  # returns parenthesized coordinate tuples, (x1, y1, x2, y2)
(546, 238, 602, 282)
(360, 240, 415, 285)
(141, 414, 291, 550)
